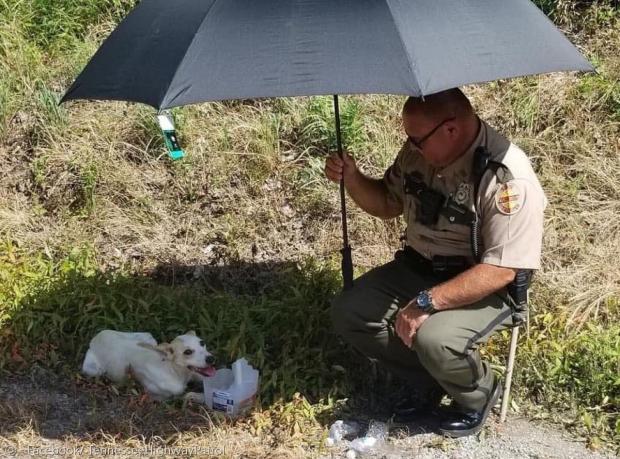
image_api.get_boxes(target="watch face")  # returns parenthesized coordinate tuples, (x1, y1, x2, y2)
(417, 292, 431, 308)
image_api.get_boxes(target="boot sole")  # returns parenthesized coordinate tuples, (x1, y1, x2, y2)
(438, 379, 502, 438)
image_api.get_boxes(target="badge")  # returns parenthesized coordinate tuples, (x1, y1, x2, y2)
(454, 182, 472, 205)
(494, 182, 524, 215)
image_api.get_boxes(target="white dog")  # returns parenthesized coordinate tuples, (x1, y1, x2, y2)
(82, 330, 216, 400)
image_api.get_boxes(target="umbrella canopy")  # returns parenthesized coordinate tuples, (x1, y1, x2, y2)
(60, 0, 593, 290)
(61, 0, 593, 109)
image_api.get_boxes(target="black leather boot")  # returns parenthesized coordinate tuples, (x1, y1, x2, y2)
(392, 386, 445, 423)
(438, 378, 502, 438)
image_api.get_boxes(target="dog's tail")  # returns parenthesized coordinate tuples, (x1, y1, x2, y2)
(82, 348, 104, 377)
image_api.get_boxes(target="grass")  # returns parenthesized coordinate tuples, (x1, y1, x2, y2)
(9, 0, 136, 50)
(0, 243, 352, 406)
(0, 0, 619, 454)
(515, 306, 620, 446)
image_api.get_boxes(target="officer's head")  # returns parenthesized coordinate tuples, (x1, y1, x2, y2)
(402, 88, 479, 167)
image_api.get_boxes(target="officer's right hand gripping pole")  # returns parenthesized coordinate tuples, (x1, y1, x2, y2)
(333, 95, 353, 290)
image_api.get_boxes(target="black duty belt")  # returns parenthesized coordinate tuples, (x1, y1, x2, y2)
(396, 246, 471, 280)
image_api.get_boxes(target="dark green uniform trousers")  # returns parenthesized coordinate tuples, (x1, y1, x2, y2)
(331, 253, 514, 412)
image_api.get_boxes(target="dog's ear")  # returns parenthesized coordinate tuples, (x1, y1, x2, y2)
(185, 330, 196, 336)
(156, 343, 174, 357)
(138, 342, 173, 358)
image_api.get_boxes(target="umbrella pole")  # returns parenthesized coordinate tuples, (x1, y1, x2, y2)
(333, 95, 353, 290)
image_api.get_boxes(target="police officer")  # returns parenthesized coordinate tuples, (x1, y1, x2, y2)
(325, 88, 546, 437)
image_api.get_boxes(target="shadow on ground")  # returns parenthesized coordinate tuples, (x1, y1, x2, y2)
(0, 258, 437, 442)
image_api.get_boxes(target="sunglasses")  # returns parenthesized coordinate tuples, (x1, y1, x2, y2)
(407, 116, 456, 149)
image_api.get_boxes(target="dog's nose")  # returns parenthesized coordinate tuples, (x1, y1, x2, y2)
(205, 355, 216, 366)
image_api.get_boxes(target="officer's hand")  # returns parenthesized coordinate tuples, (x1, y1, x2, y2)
(395, 304, 430, 348)
(324, 152, 358, 183)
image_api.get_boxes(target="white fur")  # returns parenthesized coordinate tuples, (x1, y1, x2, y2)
(82, 329, 215, 400)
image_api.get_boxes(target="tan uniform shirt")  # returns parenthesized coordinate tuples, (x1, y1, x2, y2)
(383, 120, 547, 270)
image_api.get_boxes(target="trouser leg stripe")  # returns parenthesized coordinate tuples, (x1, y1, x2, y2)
(464, 308, 512, 386)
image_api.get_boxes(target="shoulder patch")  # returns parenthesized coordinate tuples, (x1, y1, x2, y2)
(494, 181, 524, 215)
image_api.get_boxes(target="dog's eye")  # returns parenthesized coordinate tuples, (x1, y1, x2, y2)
(183, 349, 194, 356)
(199, 340, 204, 347)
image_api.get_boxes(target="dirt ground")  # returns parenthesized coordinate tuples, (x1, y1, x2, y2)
(0, 366, 616, 459)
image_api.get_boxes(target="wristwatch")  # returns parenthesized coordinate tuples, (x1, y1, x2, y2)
(414, 290, 436, 314)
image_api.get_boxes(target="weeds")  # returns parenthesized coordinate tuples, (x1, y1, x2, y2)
(299, 96, 368, 156)
(0, 244, 353, 407)
(533, 0, 619, 29)
(516, 309, 620, 445)
(16, 0, 136, 50)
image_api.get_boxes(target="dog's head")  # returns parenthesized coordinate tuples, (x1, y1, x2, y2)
(140, 331, 217, 377)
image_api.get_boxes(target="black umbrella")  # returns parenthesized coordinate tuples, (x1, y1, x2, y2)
(60, 0, 593, 289)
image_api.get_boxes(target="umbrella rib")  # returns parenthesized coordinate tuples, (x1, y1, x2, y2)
(384, 0, 423, 97)
(160, 0, 222, 109)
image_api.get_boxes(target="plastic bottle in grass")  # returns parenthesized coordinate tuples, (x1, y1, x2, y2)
(348, 420, 390, 456)
(326, 420, 361, 446)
